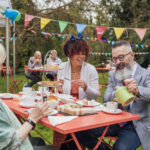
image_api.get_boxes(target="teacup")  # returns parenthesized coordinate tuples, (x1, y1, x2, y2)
(23, 87, 32, 95)
(21, 95, 35, 105)
(106, 101, 118, 112)
(115, 86, 135, 106)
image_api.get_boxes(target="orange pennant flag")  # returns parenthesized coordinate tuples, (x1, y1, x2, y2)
(134, 28, 147, 41)
(41, 18, 51, 29)
(114, 28, 125, 39)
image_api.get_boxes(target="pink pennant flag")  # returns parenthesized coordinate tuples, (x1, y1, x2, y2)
(134, 28, 147, 41)
(24, 14, 35, 27)
(95, 26, 106, 41)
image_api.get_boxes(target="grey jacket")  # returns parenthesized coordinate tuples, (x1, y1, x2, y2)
(103, 63, 150, 150)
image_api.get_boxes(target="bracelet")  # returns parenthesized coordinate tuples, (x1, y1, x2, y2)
(26, 119, 36, 129)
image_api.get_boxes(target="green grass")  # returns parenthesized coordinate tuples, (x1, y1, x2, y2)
(0, 72, 143, 149)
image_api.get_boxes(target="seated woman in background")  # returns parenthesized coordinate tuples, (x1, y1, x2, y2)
(57, 34, 99, 100)
(46, 50, 62, 81)
(25, 51, 42, 87)
(0, 44, 58, 150)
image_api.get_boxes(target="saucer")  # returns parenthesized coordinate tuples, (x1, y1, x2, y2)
(0, 93, 14, 99)
(18, 102, 36, 108)
(102, 107, 122, 115)
(76, 100, 100, 107)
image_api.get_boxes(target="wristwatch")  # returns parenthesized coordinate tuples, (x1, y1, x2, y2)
(26, 119, 36, 129)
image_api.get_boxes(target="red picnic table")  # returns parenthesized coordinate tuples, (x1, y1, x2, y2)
(3, 99, 140, 150)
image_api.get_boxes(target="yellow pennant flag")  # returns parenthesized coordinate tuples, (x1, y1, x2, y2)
(41, 18, 51, 29)
(113, 28, 125, 39)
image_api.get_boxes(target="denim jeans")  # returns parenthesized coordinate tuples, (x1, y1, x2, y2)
(75, 122, 141, 150)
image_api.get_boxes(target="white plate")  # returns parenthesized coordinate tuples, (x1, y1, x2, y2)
(0, 93, 14, 99)
(18, 102, 36, 108)
(102, 107, 122, 115)
(76, 100, 100, 107)
(54, 94, 74, 103)
(94, 105, 105, 111)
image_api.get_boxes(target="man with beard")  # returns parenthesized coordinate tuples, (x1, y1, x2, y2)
(72, 40, 150, 150)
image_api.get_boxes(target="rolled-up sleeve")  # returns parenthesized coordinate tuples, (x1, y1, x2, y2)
(0, 109, 21, 150)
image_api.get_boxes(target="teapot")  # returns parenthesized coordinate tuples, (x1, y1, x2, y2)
(114, 86, 135, 106)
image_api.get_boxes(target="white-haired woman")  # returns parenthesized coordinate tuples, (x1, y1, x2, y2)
(25, 51, 42, 87)
(46, 50, 62, 81)
(0, 44, 58, 150)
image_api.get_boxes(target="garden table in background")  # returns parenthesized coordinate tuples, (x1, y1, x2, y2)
(2, 99, 140, 150)
(96, 67, 115, 87)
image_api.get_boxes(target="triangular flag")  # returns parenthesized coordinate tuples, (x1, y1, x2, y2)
(113, 28, 125, 39)
(58, 21, 68, 33)
(95, 26, 106, 41)
(76, 24, 86, 34)
(41, 18, 51, 29)
(134, 28, 147, 41)
(24, 14, 35, 27)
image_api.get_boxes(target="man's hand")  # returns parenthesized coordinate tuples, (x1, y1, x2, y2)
(124, 78, 139, 96)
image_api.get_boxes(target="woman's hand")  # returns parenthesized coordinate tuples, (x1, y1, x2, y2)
(78, 80, 87, 91)
(18, 102, 51, 142)
(28, 102, 51, 123)
(72, 80, 87, 91)
(57, 86, 63, 93)
(34, 58, 41, 64)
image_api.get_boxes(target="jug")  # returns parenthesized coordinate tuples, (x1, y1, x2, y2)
(115, 86, 135, 106)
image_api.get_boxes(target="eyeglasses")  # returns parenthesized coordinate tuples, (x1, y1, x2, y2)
(112, 52, 131, 63)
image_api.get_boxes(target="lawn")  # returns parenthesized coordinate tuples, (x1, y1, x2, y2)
(0, 71, 143, 149)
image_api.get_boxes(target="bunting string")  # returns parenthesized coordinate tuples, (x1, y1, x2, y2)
(22, 12, 150, 41)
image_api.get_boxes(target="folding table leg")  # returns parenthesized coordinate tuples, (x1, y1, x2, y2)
(93, 125, 109, 150)
(71, 133, 82, 150)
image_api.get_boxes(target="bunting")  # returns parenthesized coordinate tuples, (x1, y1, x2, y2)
(24, 14, 35, 27)
(95, 26, 106, 41)
(76, 24, 86, 34)
(40, 18, 51, 29)
(59, 21, 68, 33)
(134, 28, 147, 41)
(114, 28, 125, 39)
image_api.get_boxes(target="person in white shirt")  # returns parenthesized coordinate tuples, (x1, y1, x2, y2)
(57, 34, 99, 100)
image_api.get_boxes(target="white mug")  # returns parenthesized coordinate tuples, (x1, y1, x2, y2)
(23, 87, 32, 94)
(21, 95, 35, 105)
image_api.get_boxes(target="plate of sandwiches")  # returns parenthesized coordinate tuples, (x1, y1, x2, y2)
(38, 81, 62, 87)
(57, 103, 96, 116)
(76, 99, 101, 107)
(54, 94, 74, 103)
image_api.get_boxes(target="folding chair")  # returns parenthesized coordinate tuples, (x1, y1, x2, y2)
(2, 66, 23, 93)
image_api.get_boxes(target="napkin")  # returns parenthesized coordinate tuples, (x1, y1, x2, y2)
(48, 116, 78, 126)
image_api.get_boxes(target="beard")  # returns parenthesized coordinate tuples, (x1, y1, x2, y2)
(115, 59, 133, 81)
